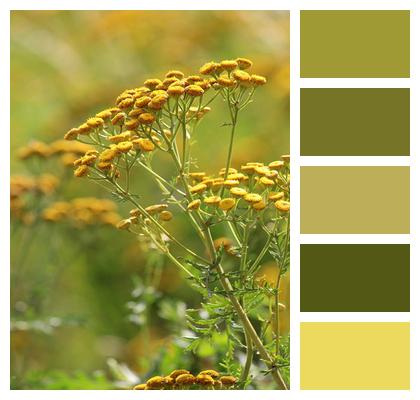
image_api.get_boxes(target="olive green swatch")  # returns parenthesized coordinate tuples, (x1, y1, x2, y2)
(300, 88, 410, 156)
(301, 322, 410, 389)
(300, 244, 410, 312)
(300, 166, 410, 234)
(301, 10, 410, 77)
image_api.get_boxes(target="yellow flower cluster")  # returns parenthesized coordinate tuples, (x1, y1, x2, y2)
(63, 58, 267, 179)
(116, 204, 172, 232)
(42, 198, 121, 227)
(11, 174, 60, 224)
(187, 156, 290, 214)
(114, 156, 289, 232)
(133, 369, 237, 390)
(17, 139, 94, 167)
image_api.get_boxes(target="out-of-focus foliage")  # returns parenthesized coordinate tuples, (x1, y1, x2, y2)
(10, 10, 289, 390)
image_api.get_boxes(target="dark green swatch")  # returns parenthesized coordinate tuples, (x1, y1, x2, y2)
(301, 10, 410, 78)
(300, 88, 410, 156)
(300, 244, 410, 312)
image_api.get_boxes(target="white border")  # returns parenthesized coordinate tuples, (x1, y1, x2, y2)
(2, 1, 419, 399)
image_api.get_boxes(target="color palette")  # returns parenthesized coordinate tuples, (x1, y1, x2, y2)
(300, 166, 410, 234)
(300, 322, 410, 389)
(300, 88, 410, 156)
(300, 10, 410, 77)
(299, 9, 411, 390)
(300, 244, 410, 312)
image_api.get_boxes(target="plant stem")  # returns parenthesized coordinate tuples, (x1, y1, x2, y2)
(221, 106, 239, 197)
(240, 329, 253, 387)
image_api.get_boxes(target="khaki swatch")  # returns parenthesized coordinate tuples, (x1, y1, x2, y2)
(300, 88, 410, 156)
(301, 322, 410, 389)
(300, 166, 410, 234)
(301, 10, 410, 77)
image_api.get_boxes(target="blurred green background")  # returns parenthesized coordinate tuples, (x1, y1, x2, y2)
(10, 10, 289, 389)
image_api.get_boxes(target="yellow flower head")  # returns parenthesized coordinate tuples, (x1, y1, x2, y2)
(133, 384, 146, 390)
(116, 141, 133, 153)
(189, 172, 206, 181)
(116, 218, 131, 230)
(204, 196, 221, 206)
(186, 75, 202, 84)
(251, 74, 267, 86)
(268, 191, 285, 201)
(233, 70, 251, 85)
(146, 376, 166, 389)
(217, 76, 236, 88)
(236, 57, 253, 69)
(175, 373, 196, 386)
(254, 166, 271, 176)
(148, 94, 168, 110)
(118, 97, 135, 109)
(167, 85, 185, 96)
(145, 204, 168, 214)
(269, 160, 285, 170)
(99, 148, 118, 162)
(64, 127, 80, 141)
(138, 113, 156, 125)
(169, 369, 191, 379)
(162, 77, 179, 88)
(220, 59, 238, 70)
(159, 210, 173, 221)
(80, 154, 97, 166)
(187, 199, 201, 210)
(135, 96, 152, 108)
(190, 183, 207, 194)
(166, 70, 184, 79)
(281, 154, 290, 163)
(86, 117, 104, 129)
(132, 138, 155, 152)
(230, 187, 248, 197)
(77, 123, 91, 135)
(244, 193, 263, 203)
(111, 112, 125, 126)
(260, 176, 275, 186)
(74, 165, 89, 177)
(124, 119, 140, 130)
(144, 79, 162, 90)
(128, 210, 140, 220)
(196, 374, 214, 386)
(95, 109, 113, 120)
(97, 161, 112, 171)
(219, 198, 236, 211)
(199, 370, 220, 379)
(199, 61, 218, 75)
(195, 80, 211, 90)
(252, 200, 266, 211)
(275, 200, 290, 212)
(185, 85, 205, 96)
(108, 131, 132, 143)
(223, 179, 240, 187)
(220, 375, 237, 386)
(219, 167, 237, 176)
(227, 173, 247, 181)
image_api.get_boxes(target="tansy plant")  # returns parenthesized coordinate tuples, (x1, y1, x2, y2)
(64, 58, 290, 390)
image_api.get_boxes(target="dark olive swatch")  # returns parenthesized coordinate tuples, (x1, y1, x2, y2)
(300, 88, 410, 156)
(301, 10, 410, 77)
(300, 244, 410, 312)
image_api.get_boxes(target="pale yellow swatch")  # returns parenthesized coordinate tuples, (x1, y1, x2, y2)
(300, 166, 410, 233)
(300, 322, 410, 389)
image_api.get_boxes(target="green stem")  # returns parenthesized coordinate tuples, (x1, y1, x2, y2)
(249, 220, 280, 275)
(240, 330, 254, 387)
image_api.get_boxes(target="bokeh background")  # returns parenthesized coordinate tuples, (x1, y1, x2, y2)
(10, 10, 289, 389)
